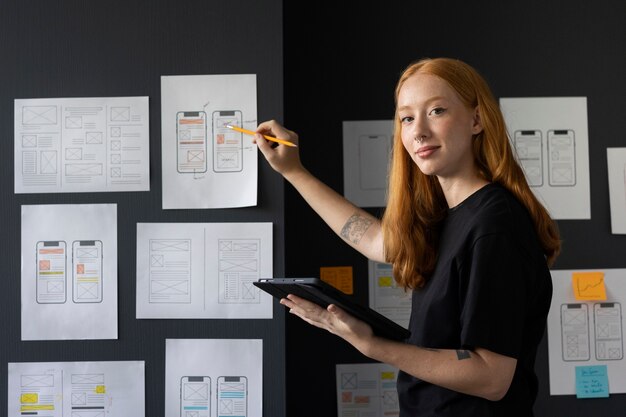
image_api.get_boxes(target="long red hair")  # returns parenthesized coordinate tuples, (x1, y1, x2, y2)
(382, 58, 560, 290)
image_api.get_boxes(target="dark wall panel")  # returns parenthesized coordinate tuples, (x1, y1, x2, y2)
(0, 1, 285, 416)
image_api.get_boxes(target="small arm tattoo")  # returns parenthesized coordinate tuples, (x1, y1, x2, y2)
(340, 214, 373, 244)
(419, 347, 440, 352)
(456, 350, 471, 360)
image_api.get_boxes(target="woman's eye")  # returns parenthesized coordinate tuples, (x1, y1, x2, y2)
(400, 116, 413, 123)
(430, 107, 446, 116)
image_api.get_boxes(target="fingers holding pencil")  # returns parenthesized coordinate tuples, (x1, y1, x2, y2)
(227, 121, 297, 147)
(255, 120, 299, 147)
(254, 120, 303, 177)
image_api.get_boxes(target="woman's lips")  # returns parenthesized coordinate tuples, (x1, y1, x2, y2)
(416, 145, 439, 158)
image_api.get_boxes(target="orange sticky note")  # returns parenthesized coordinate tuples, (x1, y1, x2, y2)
(320, 266, 353, 294)
(572, 272, 607, 300)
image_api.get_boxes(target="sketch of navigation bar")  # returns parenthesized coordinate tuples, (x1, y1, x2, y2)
(14, 96, 150, 193)
(149, 239, 192, 303)
(218, 239, 261, 304)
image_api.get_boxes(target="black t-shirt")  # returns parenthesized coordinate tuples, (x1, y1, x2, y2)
(397, 183, 552, 417)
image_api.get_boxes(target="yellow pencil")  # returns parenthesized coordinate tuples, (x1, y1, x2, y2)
(226, 125, 298, 147)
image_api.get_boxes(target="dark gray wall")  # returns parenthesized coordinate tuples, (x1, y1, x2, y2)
(0, 1, 285, 416)
(283, 1, 626, 416)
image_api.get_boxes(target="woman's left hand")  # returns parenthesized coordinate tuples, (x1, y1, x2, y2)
(280, 294, 375, 354)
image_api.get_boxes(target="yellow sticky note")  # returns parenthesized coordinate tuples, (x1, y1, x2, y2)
(572, 272, 607, 300)
(21, 393, 38, 403)
(320, 266, 353, 294)
(381, 371, 395, 380)
(95, 385, 106, 394)
(378, 276, 393, 287)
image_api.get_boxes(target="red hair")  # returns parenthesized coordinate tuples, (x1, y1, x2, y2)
(382, 58, 560, 289)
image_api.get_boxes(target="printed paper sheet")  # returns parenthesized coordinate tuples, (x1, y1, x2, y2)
(136, 222, 273, 318)
(368, 260, 411, 328)
(500, 97, 590, 219)
(336, 363, 400, 416)
(165, 339, 262, 417)
(14, 97, 150, 193)
(342, 120, 393, 208)
(548, 269, 626, 395)
(8, 361, 144, 417)
(21, 204, 118, 340)
(161, 74, 257, 209)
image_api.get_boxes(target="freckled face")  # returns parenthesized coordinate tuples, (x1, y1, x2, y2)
(397, 73, 482, 180)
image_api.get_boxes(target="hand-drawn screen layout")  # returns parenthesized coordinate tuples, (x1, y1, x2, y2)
(335, 363, 400, 417)
(14, 96, 150, 193)
(181, 376, 211, 417)
(218, 239, 260, 304)
(548, 269, 626, 395)
(161, 74, 257, 209)
(342, 120, 393, 208)
(512, 128, 577, 188)
(359, 135, 390, 190)
(72, 240, 103, 303)
(8, 361, 145, 417)
(71, 372, 107, 415)
(36, 241, 67, 304)
(166, 339, 261, 417)
(213, 110, 243, 173)
(217, 376, 247, 417)
(514, 130, 543, 187)
(36, 240, 103, 305)
(177, 111, 208, 174)
(547, 129, 576, 187)
(367, 260, 411, 328)
(501, 97, 590, 219)
(16, 368, 62, 416)
(179, 375, 249, 417)
(149, 239, 192, 304)
(22, 204, 117, 341)
(137, 222, 272, 319)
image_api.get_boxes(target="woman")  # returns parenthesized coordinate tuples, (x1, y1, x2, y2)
(254, 57, 560, 416)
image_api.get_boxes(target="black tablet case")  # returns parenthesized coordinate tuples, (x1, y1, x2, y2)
(254, 277, 410, 341)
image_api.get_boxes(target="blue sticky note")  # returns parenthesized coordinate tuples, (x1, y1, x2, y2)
(575, 365, 609, 398)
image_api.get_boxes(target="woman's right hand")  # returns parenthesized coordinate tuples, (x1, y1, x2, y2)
(254, 120, 304, 178)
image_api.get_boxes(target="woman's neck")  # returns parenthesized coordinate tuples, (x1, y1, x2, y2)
(438, 175, 490, 209)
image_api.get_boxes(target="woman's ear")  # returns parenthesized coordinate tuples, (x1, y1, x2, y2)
(472, 106, 484, 135)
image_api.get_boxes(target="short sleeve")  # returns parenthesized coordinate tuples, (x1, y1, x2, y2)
(458, 232, 528, 358)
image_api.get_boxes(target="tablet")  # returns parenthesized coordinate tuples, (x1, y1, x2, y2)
(254, 277, 410, 341)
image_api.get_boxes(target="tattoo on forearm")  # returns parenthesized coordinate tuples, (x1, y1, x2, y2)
(456, 350, 471, 360)
(340, 214, 373, 244)
(419, 347, 440, 352)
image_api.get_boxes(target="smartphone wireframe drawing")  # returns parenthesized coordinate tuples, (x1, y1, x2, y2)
(548, 129, 576, 186)
(181, 376, 210, 417)
(514, 130, 543, 187)
(358, 135, 390, 190)
(594, 302, 623, 360)
(217, 376, 247, 417)
(36, 241, 67, 304)
(177, 111, 207, 174)
(212, 110, 243, 173)
(561, 303, 590, 361)
(72, 240, 103, 303)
